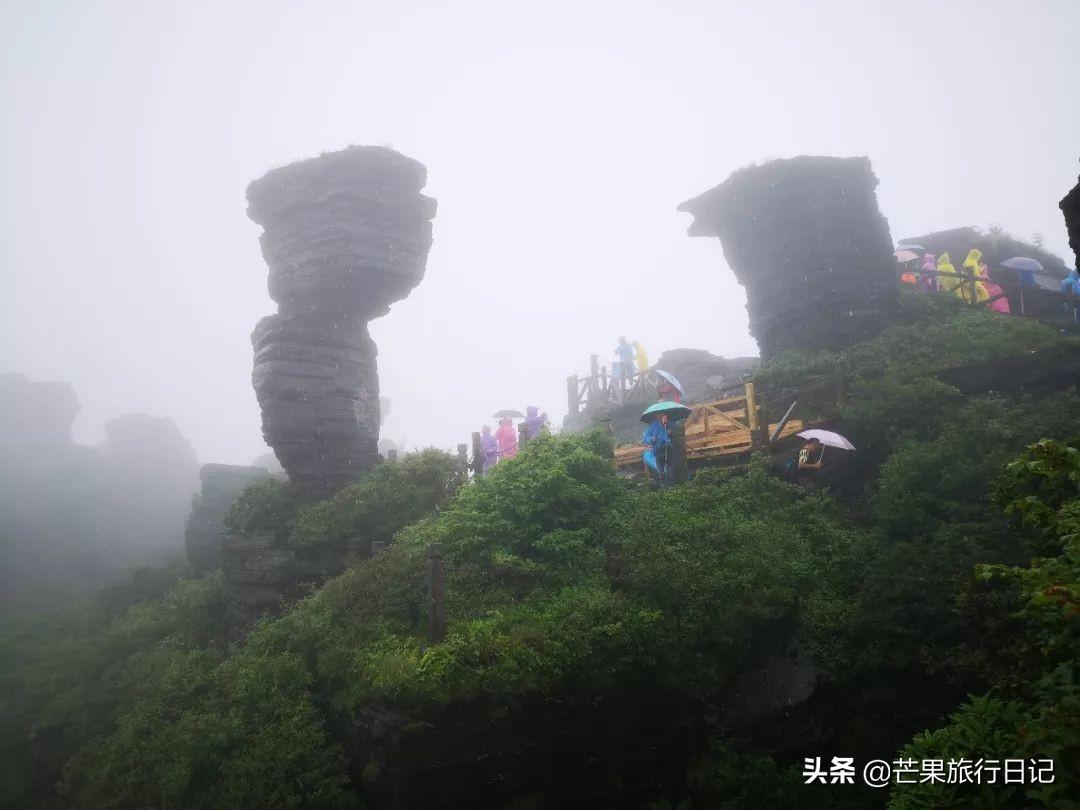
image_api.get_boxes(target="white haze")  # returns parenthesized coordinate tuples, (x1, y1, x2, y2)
(2, 0, 1078, 465)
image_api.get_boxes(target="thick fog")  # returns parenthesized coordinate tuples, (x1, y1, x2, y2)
(2, 0, 1077, 465)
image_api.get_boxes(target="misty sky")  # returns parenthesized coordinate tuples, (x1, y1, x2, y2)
(3, 0, 1078, 466)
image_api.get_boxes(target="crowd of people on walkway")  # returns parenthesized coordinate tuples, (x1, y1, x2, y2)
(899, 247, 1080, 322)
(477, 406, 549, 475)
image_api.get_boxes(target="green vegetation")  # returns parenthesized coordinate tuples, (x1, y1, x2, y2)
(2, 302, 1078, 808)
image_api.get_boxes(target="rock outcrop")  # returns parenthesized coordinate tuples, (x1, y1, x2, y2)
(185, 464, 270, 572)
(653, 349, 758, 403)
(246, 146, 437, 493)
(1061, 164, 1080, 270)
(678, 156, 899, 358)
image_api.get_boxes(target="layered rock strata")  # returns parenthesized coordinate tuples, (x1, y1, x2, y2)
(246, 146, 437, 492)
(678, 156, 899, 358)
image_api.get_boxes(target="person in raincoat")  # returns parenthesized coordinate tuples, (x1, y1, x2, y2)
(936, 252, 962, 297)
(641, 412, 671, 481)
(633, 341, 649, 374)
(523, 406, 545, 439)
(495, 417, 518, 460)
(958, 249, 990, 304)
(615, 337, 635, 378)
(978, 261, 1011, 314)
(1061, 268, 1080, 323)
(656, 376, 682, 403)
(480, 425, 500, 474)
(918, 253, 937, 293)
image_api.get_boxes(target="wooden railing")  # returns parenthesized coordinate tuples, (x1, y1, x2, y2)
(566, 354, 652, 416)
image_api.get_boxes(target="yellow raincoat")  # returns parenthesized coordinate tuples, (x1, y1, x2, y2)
(936, 252, 962, 297)
(633, 341, 649, 372)
(960, 249, 989, 304)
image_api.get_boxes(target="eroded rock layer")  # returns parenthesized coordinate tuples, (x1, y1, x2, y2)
(246, 146, 436, 491)
(678, 156, 899, 358)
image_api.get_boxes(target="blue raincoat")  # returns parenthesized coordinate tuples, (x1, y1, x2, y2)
(641, 419, 671, 474)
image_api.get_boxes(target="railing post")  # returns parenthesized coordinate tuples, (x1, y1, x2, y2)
(587, 354, 600, 408)
(470, 432, 483, 477)
(426, 543, 446, 643)
(567, 375, 579, 416)
(670, 421, 688, 484)
(456, 442, 468, 474)
(518, 421, 529, 451)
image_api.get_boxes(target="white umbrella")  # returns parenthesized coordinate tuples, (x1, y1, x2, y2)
(654, 369, 685, 394)
(797, 429, 856, 450)
(894, 249, 920, 263)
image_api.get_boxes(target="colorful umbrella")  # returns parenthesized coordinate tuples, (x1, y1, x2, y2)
(639, 401, 693, 423)
(654, 369, 685, 394)
(797, 429, 856, 450)
(1001, 257, 1044, 273)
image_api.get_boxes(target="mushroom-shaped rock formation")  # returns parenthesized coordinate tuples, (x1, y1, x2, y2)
(678, 156, 899, 358)
(246, 146, 437, 493)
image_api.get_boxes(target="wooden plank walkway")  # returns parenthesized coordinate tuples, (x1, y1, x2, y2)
(614, 389, 805, 470)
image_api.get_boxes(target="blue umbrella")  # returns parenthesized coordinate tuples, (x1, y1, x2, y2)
(1001, 257, 1044, 272)
(639, 400, 693, 423)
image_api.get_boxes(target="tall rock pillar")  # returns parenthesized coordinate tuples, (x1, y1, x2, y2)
(678, 156, 898, 358)
(246, 146, 437, 493)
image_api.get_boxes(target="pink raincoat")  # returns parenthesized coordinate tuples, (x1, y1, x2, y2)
(495, 417, 518, 460)
(978, 263, 1011, 314)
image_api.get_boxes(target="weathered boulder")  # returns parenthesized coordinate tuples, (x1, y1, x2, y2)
(1061, 163, 1080, 270)
(246, 146, 437, 493)
(678, 155, 899, 358)
(653, 349, 758, 403)
(184, 464, 270, 572)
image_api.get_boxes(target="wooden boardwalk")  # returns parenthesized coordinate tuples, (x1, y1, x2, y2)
(614, 385, 805, 470)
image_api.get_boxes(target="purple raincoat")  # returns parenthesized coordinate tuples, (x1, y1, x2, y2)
(523, 406, 544, 439)
(480, 425, 499, 473)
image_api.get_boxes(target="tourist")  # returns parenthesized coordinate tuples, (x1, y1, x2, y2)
(615, 337, 636, 380)
(642, 412, 671, 482)
(523, 406, 545, 439)
(1061, 268, 1080, 323)
(960, 249, 989, 304)
(656, 375, 682, 403)
(495, 417, 518, 460)
(979, 262, 1011, 314)
(797, 437, 825, 471)
(936, 252, 962, 298)
(633, 341, 650, 374)
(918, 253, 937, 292)
(480, 425, 499, 474)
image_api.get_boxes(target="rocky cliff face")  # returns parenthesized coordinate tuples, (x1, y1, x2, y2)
(1061, 165, 1080, 270)
(184, 464, 270, 572)
(246, 146, 437, 493)
(678, 156, 899, 359)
